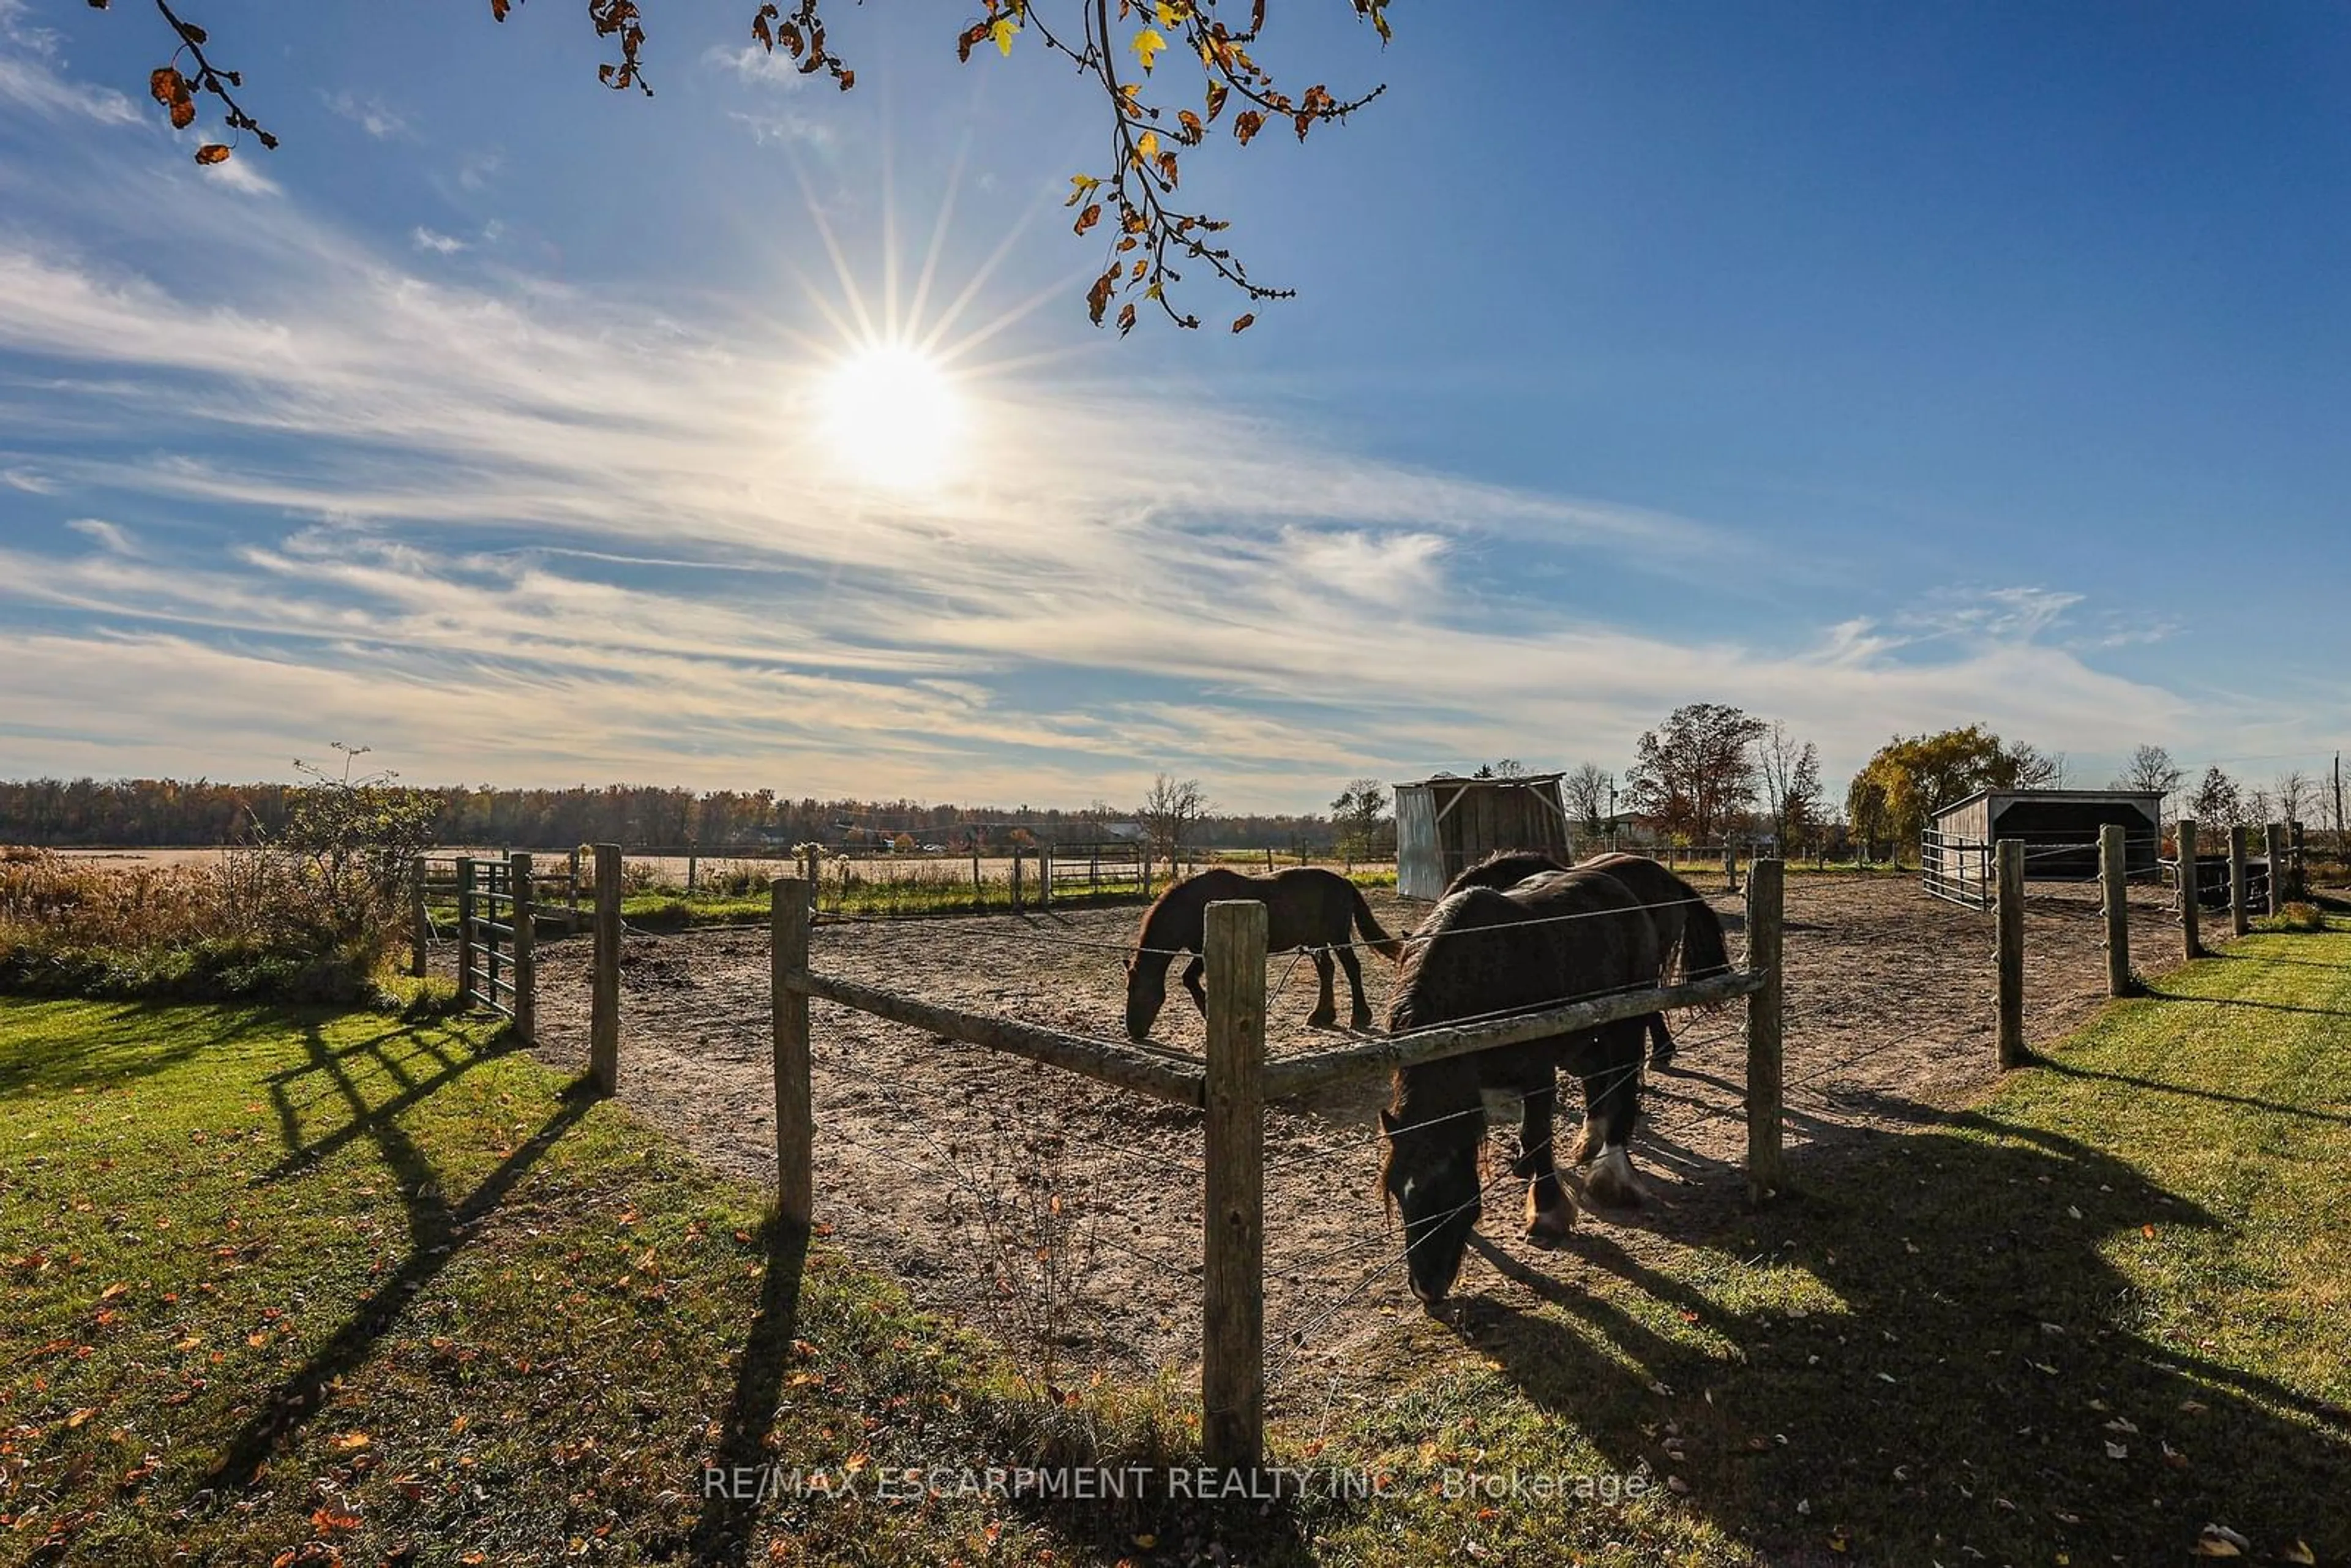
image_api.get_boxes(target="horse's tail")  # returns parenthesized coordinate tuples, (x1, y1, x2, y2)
(1349, 882, 1404, 962)
(1678, 887, 1733, 983)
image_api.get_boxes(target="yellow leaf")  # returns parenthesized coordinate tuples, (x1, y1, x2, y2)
(1136, 129, 1159, 163)
(331, 1431, 370, 1450)
(2282, 1542, 2317, 1566)
(1063, 173, 1100, 207)
(989, 17, 1018, 56)
(1132, 27, 1166, 72)
(66, 1407, 96, 1428)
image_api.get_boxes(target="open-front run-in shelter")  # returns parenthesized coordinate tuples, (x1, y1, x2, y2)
(1393, 773, 1573, 900)
(1922, 787, 2163, 907)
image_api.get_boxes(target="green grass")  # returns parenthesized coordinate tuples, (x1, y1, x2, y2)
(7, 922, 2348, 1564)
(0, 1001, 1193, 1565)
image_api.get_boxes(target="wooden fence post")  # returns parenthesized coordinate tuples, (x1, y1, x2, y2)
(410, 855, 430, 979)
(1995, 839, 2027, 1068)
(1039, 844, 1052, 910)
(1202, 898, 1268, 1476)
(2290, 820, 2308, 901)
(972, 852, 984, 913)
(2264, 822, 2286, 917)
(591, 843, 621, 1094)
(2229, 825, 2251, 937)
(509, 851, 536, 1047)
(2100, 823, 2131, 997)
(2178, 820, 2203, 961)
(773, 877, 813, 1229)
(1011, 847, 1025, 915)
(455, 856, 478, 1008)
(568, 847, 582, 935)
(1723, 840, 1736, 893)
(1745, 858, 1784, 1202)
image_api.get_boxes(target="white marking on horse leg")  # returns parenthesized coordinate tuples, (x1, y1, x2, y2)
(1586, 1145, 1647, 1207)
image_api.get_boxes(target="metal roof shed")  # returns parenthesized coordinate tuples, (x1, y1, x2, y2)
(1393, 773, 1572, 901)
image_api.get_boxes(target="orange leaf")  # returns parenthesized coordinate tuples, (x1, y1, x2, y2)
(1073, 202, 1103, 236)
(193, 144, 232, 166)
(1231, 313, 1255, 333)
(1234, 110, 1264, 146)
(1117, 301, 1137, 336)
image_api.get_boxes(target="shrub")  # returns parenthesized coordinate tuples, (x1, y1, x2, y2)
(2255, 901, 2328, 934)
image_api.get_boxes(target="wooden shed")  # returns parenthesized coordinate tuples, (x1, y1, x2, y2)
(1393, 773, 1572, 900)
(1922, 787, 2162, 906)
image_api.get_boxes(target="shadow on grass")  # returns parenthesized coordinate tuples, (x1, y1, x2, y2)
(685, 1216, 811, 1566)
(2033, 1055, 2351, 1128)
(2139, 985, 2351, 1021)
(1440, 1097, 2351, 1563)
(0, 1000, 279, 1093)
(193, 1021, 594, 1504)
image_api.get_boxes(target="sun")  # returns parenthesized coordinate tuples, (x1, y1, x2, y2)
(820, 342, 965, 489)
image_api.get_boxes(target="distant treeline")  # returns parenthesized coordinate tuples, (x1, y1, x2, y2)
(0, 778, 1340, 853)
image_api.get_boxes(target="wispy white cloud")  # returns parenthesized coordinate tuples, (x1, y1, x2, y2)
(2, 466, 59, 493)
(704, 43, 812, 89)
(455, 149, 501, 192)
(320, 89, 409, 141)
(0, 51, 138, 126)
(63, 517, 136, 555)
(726, 108, 834, 149)
(0, 61, 2216, 804)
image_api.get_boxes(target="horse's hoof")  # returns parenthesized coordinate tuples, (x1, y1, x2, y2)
(1649, 1048, 1675, 1069)
(1306, 1010, 1337, 1029)
(1349, 1011, 1374, 1032)
(1523, 1187, 1577, 1242)
(1583, 1147, 1647, 1208)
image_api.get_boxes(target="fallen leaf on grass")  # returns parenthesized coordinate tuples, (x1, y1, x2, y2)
(2280, 1542, 2316, 1565)
(2191, 1524, 2249, 1556)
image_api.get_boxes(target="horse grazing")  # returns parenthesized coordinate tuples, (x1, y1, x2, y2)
(1442, 850, 1731, 1065)
(1379, 866, 1660, 1305)
(1124, 867, 1403, 1041)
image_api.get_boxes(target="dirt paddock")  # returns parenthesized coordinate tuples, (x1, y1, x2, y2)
(523, 872, 2200, 1409)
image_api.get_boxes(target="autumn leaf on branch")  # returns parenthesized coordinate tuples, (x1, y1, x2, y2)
(114, 0, 1394, 331)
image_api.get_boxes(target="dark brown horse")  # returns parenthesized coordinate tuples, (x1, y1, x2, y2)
(1442, 850, 1730, 1065)
(1379, 866, 1660, 1305)
(1123, 867, 1403, 1041)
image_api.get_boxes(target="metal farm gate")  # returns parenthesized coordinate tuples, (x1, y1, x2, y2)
(1921, 827, 1993, 909)
(455, 852, 535, 1043)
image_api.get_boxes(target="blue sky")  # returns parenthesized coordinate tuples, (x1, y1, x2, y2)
(0, 1, 2344, 812)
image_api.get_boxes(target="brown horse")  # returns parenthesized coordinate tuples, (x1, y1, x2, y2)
(1379, 866, 1660, 1305)
(1124, 867, 1403, 1041)
(1442, 850, 1730, 1065)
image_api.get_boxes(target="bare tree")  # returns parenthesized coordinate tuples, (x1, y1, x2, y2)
(2274, 769, 2315, 827)
(1755, 721, 1823, 850)
(1136, 774, 1213, 866)
(1561, 763, 1614, 838)
(2117, 745, 2184, 819)
(2009, 743, 2064, 789)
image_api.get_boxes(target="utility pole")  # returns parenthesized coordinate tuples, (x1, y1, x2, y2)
(2336, 751, 2344, 858)
(1607, 779, 1618, 850)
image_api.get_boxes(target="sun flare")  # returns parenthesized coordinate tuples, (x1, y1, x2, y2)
(820, 342, 964, 489)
